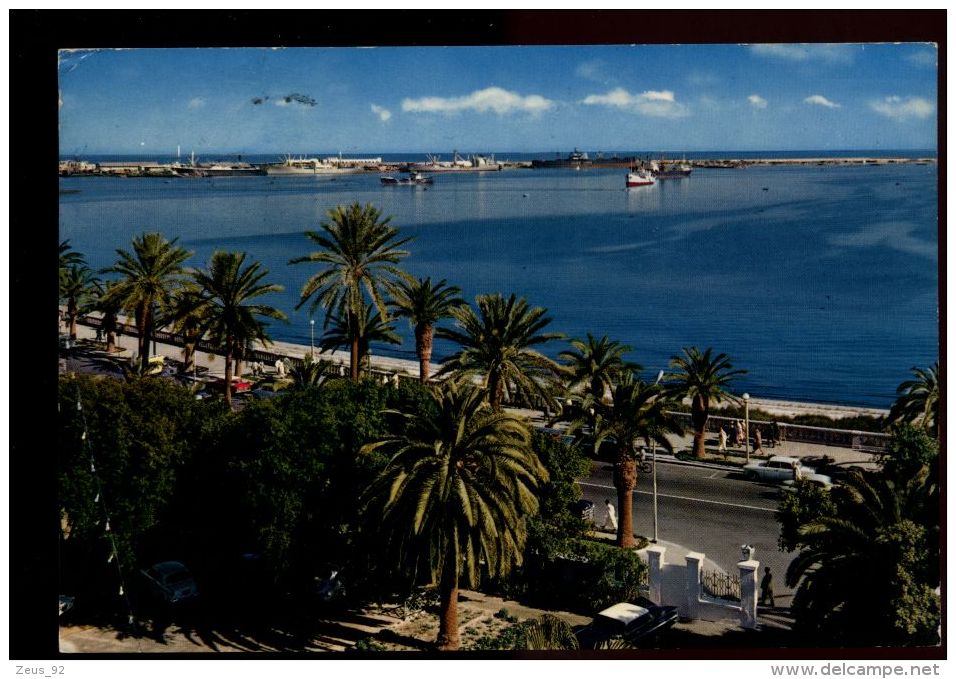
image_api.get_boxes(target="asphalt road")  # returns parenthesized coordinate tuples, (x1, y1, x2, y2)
(578, 458, 798, 602)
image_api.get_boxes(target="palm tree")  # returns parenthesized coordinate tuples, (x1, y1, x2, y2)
(785, 469, 940, 645)
(392, 277, 466, 383)
(59, 240, 86, 292)
(288, 354, 333, 390)
(560, 333, 640, 404)
(318, 303, 401, 374)
(60, 265, 96, 340)
(361, 381, 548, 651)
(887, 363, 939, 437)
(101, 233, 192, 371)
(191, 251, 287, 405)
(166, 283, 206, 375)
(593, 374, 683, 548)
(665, 347, 745, 459)
(289, 202, 412, 381)
(89, 279, 123, 353)
(436, 293, 567, 411)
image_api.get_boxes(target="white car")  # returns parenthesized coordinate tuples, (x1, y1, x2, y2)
(743, 455, 818, 483)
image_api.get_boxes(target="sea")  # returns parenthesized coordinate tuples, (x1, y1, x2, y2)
(58, 150, 939, 409)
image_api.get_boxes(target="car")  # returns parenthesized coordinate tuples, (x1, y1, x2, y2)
(59, 595, 76, 617)
(140, 561, 200, 604)
(742, 455, 818, 483)
(312, 562, 346, 603)
(782, 473, 833, 490)
(575, 598, 679, 649)
(573, 499, 595, 523)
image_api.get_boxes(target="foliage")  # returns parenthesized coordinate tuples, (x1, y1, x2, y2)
(886, 363, 939, 437)
(360, 380, 548, 649)
(318, 302, 401, 370)
(559, 333, 639, 403)
(289, 202, 412, 380)
(665, 346, 745, 458)
(100, 232, 193, 371)
(190, 251, 287, 403)
(784, 469, 940, 646)
(391, 277, 466, 382)
(880, 424, 939, 482)
(473, 613, 580, 651)
(776, 480, 837, 553)
(59, 265, 97, 337)
(436, 292, 567, 410)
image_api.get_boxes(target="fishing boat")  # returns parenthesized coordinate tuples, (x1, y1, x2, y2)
(381, 172, 433, 185)
(626, 168, 656, 187)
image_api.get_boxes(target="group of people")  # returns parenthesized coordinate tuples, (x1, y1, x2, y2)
(717, 420, 774, 455)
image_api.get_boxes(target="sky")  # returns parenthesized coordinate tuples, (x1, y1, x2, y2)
(57, 43, 938, 156)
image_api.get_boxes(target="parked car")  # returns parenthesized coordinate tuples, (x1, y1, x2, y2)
(573, 499, 595, 523)
(140, 561, 200, 604)
(742, 455, 818, 483)
(575, 598, 679, 649)
(782, 473, 833, 490)
(312, 562, 346, 603)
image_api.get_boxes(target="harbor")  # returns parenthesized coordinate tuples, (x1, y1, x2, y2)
(58, 152, 936, 178)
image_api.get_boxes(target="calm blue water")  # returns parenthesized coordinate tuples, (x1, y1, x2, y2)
(59, 160, 939, 408)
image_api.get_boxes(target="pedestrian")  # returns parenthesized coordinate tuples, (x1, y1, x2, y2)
(759, 566, 775, 607)
(718, 426, 728, 455)
(603, 499, 618, 532)
(95, 327, 103, 343)
(753, 426, 763, 454)
(734, 420, 744, 447)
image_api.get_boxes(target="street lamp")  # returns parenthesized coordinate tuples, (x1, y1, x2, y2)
(652, 369, 664, 544)
(309, 318, 315, 360)
(743, 393, 751, 464)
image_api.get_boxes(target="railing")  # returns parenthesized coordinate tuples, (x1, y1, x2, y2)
(701, 569, 740, 602)
(665, 411, 891, 453)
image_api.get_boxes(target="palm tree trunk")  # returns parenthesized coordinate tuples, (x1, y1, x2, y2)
(67, 300, 78, 340)
(692, 396, 709, 459)
(416, 323, 433, 383)
(139, 304, 153, 372)
(488, 371, 504, 410)
(613, 454, 637, 549)
(349, 311, 360, 382)
(224, 346, 233, 406)
(182, 342, 195, 374)
(436, 546, 460, 651)
(106, 330, 116, 353)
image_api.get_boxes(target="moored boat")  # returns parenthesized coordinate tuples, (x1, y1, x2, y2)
(381, 172, 433, 185)
(626, 168, 656, 187)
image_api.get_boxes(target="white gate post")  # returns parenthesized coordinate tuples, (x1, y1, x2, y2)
(646, 545, 665, 605)
(684, 552, 704, 620)
(738, 559, 760, 629)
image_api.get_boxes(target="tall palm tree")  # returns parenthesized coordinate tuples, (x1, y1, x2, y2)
(90, 279, 123, 353)
(318, 303, 401, 374)
(785, 469, 940, 645)
(191, 251, 287, 405)
(59, 240, 86, 292)
(289, 202, 412, 381)
(593, 374, 683, 548)
(392, 277, 466, 383)
(436, 293, 567, 410)
(60, 265, 96, 340)
(166, 283, 207, 375)
(560, 333, 640, 404)
(887, 363, 939, 437)
(361, 381, 548, 650)
(665, 346, 745, 459)
(101, 233, 192, 371)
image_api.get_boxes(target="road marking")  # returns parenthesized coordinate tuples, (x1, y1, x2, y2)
(578, 481, 776, 513)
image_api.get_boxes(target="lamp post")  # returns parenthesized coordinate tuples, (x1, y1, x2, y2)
(309, 319, 315, 360)
(652, 369, 664, 544)
(743, 393, 751, 464)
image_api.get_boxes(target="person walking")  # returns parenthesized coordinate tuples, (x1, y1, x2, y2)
(753, 426, 763, 454)
(734, 419, 744, 447)
(603, 499, 618, 533)
(718, 426, 728, 455)
(760, 566, 775, 607)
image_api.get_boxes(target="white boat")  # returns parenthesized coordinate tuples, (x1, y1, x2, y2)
(381, 172, 433, 185)
(626, 169, 656, 187)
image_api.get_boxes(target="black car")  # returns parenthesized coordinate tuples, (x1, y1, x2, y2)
(575, 598, 679, 649)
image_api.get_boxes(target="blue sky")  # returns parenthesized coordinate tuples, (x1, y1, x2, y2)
(57, 43, 938, 156)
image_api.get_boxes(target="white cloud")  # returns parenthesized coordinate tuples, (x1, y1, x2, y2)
(581, 87, 689, 118)
(750, 43, 855, 63)
(575, 59, 611, 84)
(748, 94, 768, 109)
(401, 86, 554, 115)
(371, 104, 392, 122)
(187, 97, 206, 109)
(804, 94, 840, 109)
(869, 95, 935, 121)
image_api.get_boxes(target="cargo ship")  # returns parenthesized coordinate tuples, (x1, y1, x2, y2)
(531, 149, 639, 169)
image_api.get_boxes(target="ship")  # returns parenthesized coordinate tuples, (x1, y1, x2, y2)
(263, 155, 380, 176)
(531, 149, 639, 169)
(408, 151, 501, 172)
(381, 172, 433, 185)
(649, 159, 692, 179)
(626, 168, 656, 187)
